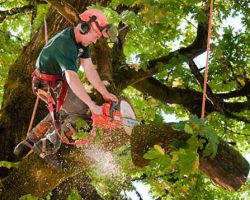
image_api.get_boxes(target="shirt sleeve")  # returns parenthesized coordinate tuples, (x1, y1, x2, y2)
(78, 46, 91, 59)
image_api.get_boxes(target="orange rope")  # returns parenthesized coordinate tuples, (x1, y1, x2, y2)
(201, 0, 214, 119)
(28, 95, 40, 132)
(44, 16, 48, 43)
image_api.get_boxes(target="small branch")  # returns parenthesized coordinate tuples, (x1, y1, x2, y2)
(119, 22, 208, 88)
(216, 81, 250, 99)
(135, 190, 143, 200)
(188, 59, 226, 115)
(0, 0, 7, 6)
(223, 60, 244, 88)
(0, 5, 35, 23)
(225, 127, 250, 137)
(0, 30, 22, 41)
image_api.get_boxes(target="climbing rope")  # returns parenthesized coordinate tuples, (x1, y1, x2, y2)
(44, 16, 48, 43)
(201, 0, 214, 119)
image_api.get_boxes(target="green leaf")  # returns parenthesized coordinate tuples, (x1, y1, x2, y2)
(187, 136, 203, 151)
(19, 194, 39, 200)
(0, 161, 19, 169)
(143, 148, 162, 160)
(75, 118, 89, 130)
(172, 149, 199, 177)
(72, 131, 92, 141)
(67, 188, 83, 200)
(184, 124, 193, 134)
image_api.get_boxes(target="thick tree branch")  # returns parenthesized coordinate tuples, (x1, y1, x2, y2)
(118, 22, 208, 88)
(131, 124, 249, 191)
(1, 124, 248, 198)
(132, 77, 212, 116)
(132, 77, 250, 122)
(45, 0, 80, 25)
(51, 172, 103, 199)
(216, 81, 250, 99)
(0, 5, 34, 23)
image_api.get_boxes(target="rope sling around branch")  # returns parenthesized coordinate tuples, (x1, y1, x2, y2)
(201, 0, 214, 119)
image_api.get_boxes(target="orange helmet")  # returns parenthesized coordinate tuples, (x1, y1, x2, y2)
(79, 9, 109, 37)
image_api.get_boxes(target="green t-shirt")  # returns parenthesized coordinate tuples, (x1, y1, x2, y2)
(35, 27, 90, 75)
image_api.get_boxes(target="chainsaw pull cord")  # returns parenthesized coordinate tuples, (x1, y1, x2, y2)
(201, 0, 214, 119)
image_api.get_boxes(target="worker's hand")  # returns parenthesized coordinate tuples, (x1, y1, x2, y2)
(102, 92, 118, 103)
(89, 104, 103, 116)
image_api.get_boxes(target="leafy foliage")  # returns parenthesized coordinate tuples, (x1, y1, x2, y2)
(172, 115, 219, 158)
(0, 160, 19, 169)
(67, 188, 82, 200)
(72, 118, 92, 140)
(19, 193, 51, 200)
(0, 1, 50, 106)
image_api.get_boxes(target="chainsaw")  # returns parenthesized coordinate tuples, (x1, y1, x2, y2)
(91, 102, 141, 130)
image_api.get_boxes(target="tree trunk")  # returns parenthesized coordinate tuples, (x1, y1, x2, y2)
(131, 124, 249, 191)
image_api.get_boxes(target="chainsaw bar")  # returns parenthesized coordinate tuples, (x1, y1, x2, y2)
(122, 117, 141, 127)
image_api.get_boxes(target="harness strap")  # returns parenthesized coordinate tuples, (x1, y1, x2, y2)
(32, 69, 62, 84)
(23, 140, 33, 149)
(42, 139, 46, 155)
(56, 76, 68, 112)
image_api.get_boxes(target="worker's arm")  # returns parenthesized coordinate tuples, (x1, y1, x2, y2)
(80, 58, 118, 102)
(64, 69, 102, 115)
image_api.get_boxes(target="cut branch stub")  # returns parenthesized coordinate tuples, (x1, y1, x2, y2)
(130, 124, 249, 191)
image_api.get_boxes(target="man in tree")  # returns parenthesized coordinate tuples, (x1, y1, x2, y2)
(13, 9, 118, 170)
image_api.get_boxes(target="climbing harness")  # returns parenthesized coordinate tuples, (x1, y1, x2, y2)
(29, 69, 96, 145)
(201, 0, 214, 119)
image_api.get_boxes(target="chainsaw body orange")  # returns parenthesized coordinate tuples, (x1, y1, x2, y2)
(92, 103, 123, 129)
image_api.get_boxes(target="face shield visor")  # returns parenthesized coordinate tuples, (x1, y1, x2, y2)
(92, 22, 118, 43)
(100, 24, 118, 43)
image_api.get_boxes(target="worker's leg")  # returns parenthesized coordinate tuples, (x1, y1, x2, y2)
(13, 114, 52, 159)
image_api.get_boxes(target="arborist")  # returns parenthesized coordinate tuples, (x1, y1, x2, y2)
(14, 9, 118, 170)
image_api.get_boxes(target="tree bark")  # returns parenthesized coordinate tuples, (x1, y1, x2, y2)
(0, 129, 129, 199)
(51, 170, 103, 200)
(131, 124, 249, 191)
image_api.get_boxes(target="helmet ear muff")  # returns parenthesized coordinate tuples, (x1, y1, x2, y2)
(78, 15, 97, 35)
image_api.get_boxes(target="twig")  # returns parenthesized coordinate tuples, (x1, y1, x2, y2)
(0, 5, 35, 23)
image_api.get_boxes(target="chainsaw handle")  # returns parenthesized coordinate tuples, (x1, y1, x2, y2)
(109, 103, 119, 121)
